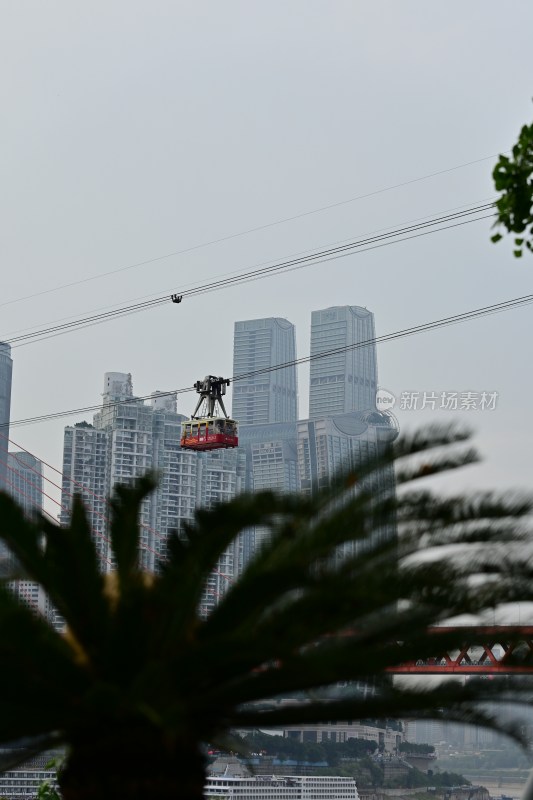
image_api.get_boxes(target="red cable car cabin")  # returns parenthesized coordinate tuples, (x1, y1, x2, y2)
(180, 417, 238, 451)
(180, 375, 239, 452)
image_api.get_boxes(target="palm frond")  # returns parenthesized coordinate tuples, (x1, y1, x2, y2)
(109, 475, 156, 589)
(0, 425, 531, 795)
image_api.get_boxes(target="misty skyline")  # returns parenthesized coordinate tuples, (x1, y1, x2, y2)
(1, 2, 533, 514)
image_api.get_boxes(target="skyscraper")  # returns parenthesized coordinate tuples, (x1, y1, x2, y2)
(304, 306, 397, 561)
(309, 306, 377, 419)
(0, 342, 13, 492)
(60, 422, 110, 565)
(232, 318, 299, 564)
(60, 373, 244, 614)
(232, 318, 298, 425)
(61, 372, 195, 570)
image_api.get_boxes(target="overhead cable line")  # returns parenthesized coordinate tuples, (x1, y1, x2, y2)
(3, 203, 495, 350)
(3, 195, 494, 343)
(5, 288, 532, 430)
(0, 153, 502, 310)
(2, 467, 61, 527)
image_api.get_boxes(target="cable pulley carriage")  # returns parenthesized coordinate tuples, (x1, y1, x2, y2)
(180, 375, 238, 451)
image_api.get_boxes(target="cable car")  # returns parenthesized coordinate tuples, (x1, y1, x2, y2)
(180, 375, 238, 452)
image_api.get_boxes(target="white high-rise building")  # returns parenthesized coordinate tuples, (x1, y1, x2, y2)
(61, 373, 196, 570)
(309, 306, 377, 419)
(60, 373, 243, 613)
(197, 448, 244, 616)
(60, 422, 111, 565)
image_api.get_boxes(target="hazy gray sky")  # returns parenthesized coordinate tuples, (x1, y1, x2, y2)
(1, 1, 533, 511)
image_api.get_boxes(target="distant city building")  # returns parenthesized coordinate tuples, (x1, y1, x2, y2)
(405, 715, 504, 749)
(246, 430, 298, 494)
(61, 372, 195, 570)
(297, 410, 398, 563)
(0, 342, 13, 492)
(283, 719, 402, 751)
(56, 302, 391, 615)
(7, 451, 44, 516)
(232, 318, 298, 565)
(238, 422, 298, 559)
(232, 318, 298, 425)
(297, 411, 398, 494)
(309, 306, 377, 419)
(205, 773, 359, 800)
(5, 451, 46, 615)
(60, 422, 110, 565)
(196, 448, 245, 616)
(60, 373, 243, 614)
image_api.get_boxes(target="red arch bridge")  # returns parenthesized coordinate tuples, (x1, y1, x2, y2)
(390, 626, 533, 675)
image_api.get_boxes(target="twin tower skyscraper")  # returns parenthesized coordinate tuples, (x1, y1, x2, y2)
(233, 305, 395, 566)
(232, 305, 378, 425)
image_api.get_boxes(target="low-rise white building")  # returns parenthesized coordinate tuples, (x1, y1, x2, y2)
(283, 721, 403, 752)
(205, 774, 359, 800)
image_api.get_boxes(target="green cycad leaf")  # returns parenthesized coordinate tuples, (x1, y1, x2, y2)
(0, 585, 88, 742)
(0, 492, 109, 662)
(109, 475, 156, 589)
(233, 682, 530, 748)
(39, 497, 110, 662)
(0, 424, 532, 793)
(199, 428, 489, 685)
(0, 494, 51, 587)
(202, 489, 372, 643)
(156, 490, 297, 649)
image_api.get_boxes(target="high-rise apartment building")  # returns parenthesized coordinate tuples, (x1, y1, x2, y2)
(232, 318, 298, 425)
(0, 342, 13, 492)
(61, 422, 110, 564)
(196, 448, 245, 616)
(61, 373, 195, 570)
(309, 306, 377, 419)
(60, 373, 243, 613)
(302, 305, 397, 562)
